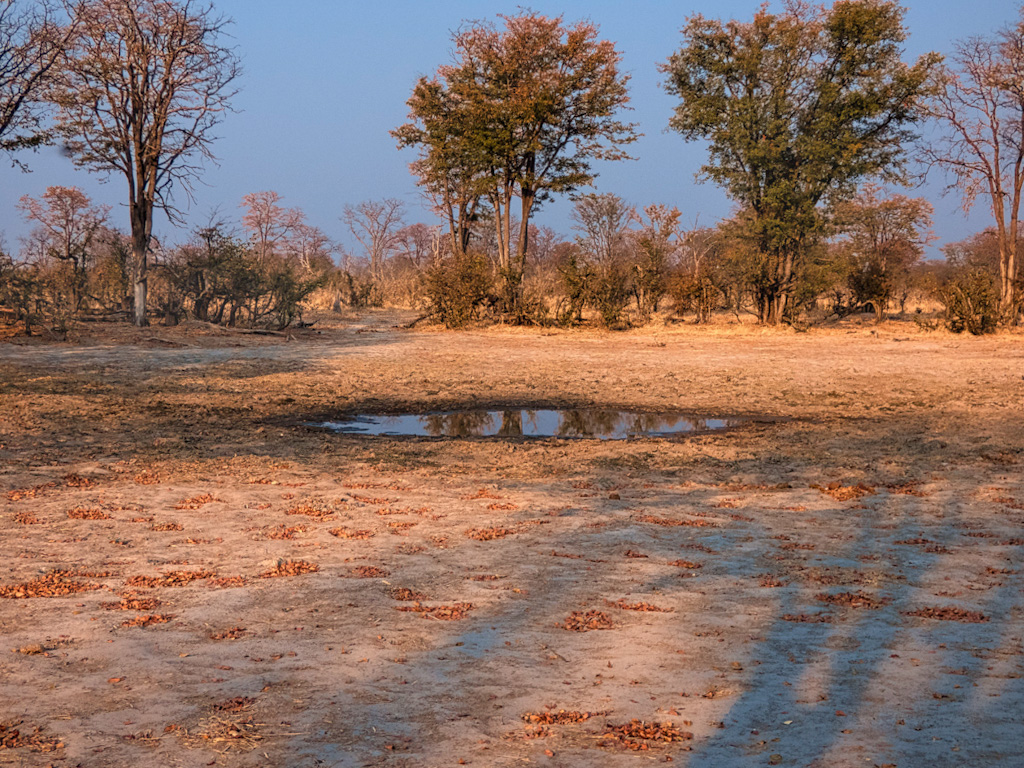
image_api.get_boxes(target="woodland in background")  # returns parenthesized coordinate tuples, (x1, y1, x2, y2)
(0, 1, 1022, 335)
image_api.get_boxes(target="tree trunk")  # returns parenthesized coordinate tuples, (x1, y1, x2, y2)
(133, 247, 148, 327)
(130, 202, 151, 327)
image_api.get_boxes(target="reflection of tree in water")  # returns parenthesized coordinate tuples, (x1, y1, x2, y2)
(626, 413, 704, 435)
(497, 411, 523, 437)
(420, 412, 496, 437)
(557, 410, 623, 437)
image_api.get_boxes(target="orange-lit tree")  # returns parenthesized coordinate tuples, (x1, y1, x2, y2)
(395, 11, 637, 318)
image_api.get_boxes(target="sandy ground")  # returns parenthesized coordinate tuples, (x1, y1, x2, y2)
(1, 311, 1023, 767)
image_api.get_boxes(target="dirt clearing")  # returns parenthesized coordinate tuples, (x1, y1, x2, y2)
(1, 312, 1023, 767)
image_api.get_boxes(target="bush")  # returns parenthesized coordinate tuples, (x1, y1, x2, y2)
(424, 252, 492, 328)
(940, 268, 1000, 335)
(590, 263, 631, 328)
(669, 272, 720, 323)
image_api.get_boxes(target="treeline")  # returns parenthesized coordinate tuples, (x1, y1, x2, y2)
(0, 1, 1022, 334)
(0, 182, 1009, 335)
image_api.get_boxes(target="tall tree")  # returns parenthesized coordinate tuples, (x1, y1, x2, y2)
(395, 11, 637, 317)
(18, 185, 109, 310)
(50, 0, 240, 326)
(392, 77, 485, 259)
(0, 0, 73, 158)
(662, 0, 937, 324)
(924, 11, 1024, 317)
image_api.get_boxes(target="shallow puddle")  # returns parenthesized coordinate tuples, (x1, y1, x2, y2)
(310, 409, 746, 439)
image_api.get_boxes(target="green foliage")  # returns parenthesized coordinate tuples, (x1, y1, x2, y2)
(940, 268, 1001, 334)
(662, 0, 938, 323)
(556, 250, 591, 326)
(156, 230, 325, 329)
(394, 11, 637, 319)
(424, 252, 492, 329)
(590, 262, 632, 329)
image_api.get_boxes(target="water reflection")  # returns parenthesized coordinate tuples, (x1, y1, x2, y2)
(313, 409, 744, 439)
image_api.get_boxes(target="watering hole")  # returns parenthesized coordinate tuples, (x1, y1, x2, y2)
(309, 409, 749, 439)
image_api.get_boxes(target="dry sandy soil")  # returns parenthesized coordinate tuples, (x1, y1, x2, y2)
(1, 311, 1023, 768)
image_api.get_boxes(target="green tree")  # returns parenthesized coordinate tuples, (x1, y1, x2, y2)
(662, 0, 937, 324)
(394, 11, 637, 318)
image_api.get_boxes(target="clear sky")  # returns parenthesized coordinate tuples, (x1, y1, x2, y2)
(0, 0, 1017, 259)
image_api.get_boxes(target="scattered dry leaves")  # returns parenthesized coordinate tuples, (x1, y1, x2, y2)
(120, 614, 175, 628)
(260, 560, 319, 578)
(904, 606, 989, 623)
(563, 610, 615, 632)
(67, 507, 110, 520)
(125, 570, 216, 589)
(396, 602, 474, 620)
(599, 720, 693, 750)
(816, 591, 889, 609)
(0, 570, 102, 599)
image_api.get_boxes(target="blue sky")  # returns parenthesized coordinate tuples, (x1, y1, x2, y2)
(0, 0, 1017, 259)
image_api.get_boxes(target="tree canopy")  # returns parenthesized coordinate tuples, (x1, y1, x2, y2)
(394, 11, 637, 316)
(662, 0, 938, 323)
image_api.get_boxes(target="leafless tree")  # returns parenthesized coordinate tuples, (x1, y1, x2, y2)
(924, 13, 1024, 315)
(50, 0, 240, 326)
(343, 198, 405, 283)
(0, 0, 74, 158)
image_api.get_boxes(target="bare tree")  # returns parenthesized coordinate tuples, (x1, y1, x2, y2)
(0, 0, 73, 157)
(50, 0, 240, 326)
(343, 198, 405, 283)
(925, 13, 1024, 315)
(240, 190, 303, 264)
